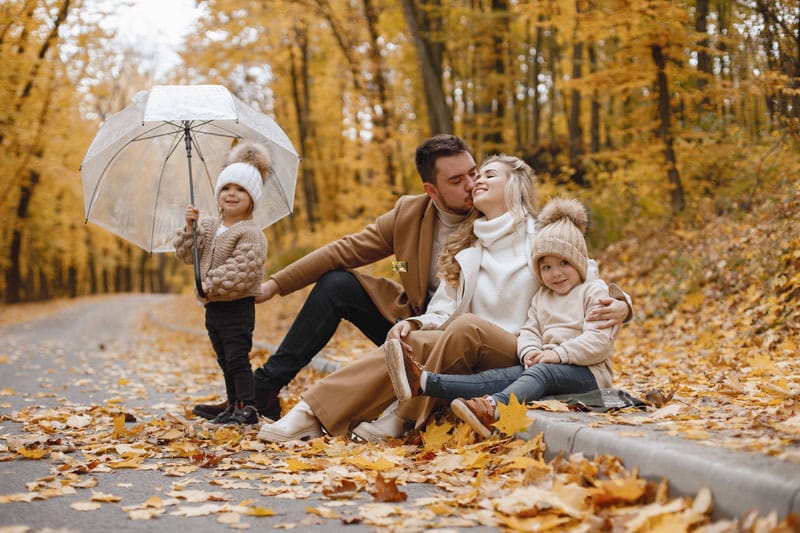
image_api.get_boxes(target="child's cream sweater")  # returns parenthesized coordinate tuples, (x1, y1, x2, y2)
(173, 217, 267, 302)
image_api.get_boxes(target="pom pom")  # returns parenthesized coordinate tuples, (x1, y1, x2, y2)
(537, 198, 588, 235)
(226, 142, 271, 182)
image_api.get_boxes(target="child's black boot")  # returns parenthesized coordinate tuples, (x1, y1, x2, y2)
(230, 402, 259, 425)
(211, 403, 236, 424)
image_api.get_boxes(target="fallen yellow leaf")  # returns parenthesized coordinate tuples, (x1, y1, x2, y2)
(494, 394, 531, 436)
(71, 501, 102, 511)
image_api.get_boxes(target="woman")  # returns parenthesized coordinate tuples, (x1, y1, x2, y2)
(389, 198, 620, 438)
(257, 154, 630, 442)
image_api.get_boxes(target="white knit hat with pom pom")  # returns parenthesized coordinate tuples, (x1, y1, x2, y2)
(532, 197, 590, 284)
(214, 142, 271, 204)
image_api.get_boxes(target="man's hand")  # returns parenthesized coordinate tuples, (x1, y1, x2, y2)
(586, 297, 627, 328)
(586, 297, 628, 340)
(255, 279, 279, 304)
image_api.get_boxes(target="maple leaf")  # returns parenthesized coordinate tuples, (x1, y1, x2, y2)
(66, 414, 91, 429)
(112, 413, 126, 438)
(109, 456, 144, 469)
(128, 508, 164, 520)
(501, 455, 545, 471)
(493, 394, 531, 436)
(421, 420, 452, 451)
(285, 457, 323, 471)
(498, 515, 573, 531)
(17, 446, 48, 460)
(322, 478, 359, 499)
(168, 440, 199, 458)
(143, 495, 164, 508)
(71, 501, 102, 511)
(243, 505, 275, 517)
(452, 421, 476, 447)
(305, 505, 340, 518)
(91, 490, 122, 502)
(462, 450, 490, 469)
(212, 427, 241, 445)
(370, 473, 407, 503)
(528, 399, 571, 412)
(344, 455, 396, 472)
(191, 451, 223, 468)
(591, 477, 648, 506)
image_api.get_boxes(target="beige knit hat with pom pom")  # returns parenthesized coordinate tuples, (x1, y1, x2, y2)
(214, 141, 272, 204)
(532, 197, 590, 284)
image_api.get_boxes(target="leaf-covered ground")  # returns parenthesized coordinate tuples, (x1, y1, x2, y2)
(599, 187, 799, 462)
(0, 305, 794, 532)
(0, 186, 797, 531)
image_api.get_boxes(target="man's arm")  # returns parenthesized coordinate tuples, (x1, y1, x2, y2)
(264, 200, 403, 298)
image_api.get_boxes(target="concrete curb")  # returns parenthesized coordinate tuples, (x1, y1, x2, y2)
(518, 410, 800, 521)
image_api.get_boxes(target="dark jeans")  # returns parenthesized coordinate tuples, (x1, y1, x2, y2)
(205, 297, 256, 405)
(253, 270, 393, 391)
(426, 363, 598, 405)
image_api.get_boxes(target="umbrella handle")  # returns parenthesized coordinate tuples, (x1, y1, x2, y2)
(191, 224, 205, 297)
(184, 121, 206, 298)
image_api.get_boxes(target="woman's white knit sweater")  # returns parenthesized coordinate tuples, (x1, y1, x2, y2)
(469, 212, 536, 334)
(173, 217, 267, 302)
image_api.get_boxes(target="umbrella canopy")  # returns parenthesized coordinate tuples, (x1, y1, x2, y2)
(81, 84, 299, 253)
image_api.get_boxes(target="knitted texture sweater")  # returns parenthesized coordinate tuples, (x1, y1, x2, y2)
(173, 217, 267, 302)
(517, 279, 615, 388)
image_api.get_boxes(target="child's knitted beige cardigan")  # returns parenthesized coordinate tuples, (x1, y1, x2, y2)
(173, 217, 267, 302)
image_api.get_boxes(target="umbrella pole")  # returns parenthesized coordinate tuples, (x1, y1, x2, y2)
(184, 121, 206, 298)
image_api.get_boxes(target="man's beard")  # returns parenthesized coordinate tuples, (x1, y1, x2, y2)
(437, 195, 473, 216)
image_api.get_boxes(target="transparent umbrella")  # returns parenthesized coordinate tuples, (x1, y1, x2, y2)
(80, 85, 299, 295)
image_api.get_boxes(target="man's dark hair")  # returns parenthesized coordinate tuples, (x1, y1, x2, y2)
(415, 134, 472, 185)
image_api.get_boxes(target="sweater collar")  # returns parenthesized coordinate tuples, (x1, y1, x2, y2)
(473, 211, 515, 247)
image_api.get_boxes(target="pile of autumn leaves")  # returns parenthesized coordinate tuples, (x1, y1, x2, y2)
(0, 373, 784, 531)
(601, 189, 800, 460)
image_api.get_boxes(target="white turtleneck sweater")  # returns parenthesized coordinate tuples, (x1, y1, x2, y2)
(411, 212, 538, 334)
(469, 212, 536, 333)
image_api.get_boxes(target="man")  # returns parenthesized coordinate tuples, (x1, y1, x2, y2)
(193, 134, 479, 421)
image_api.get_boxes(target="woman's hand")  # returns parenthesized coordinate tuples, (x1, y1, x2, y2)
(387, 320, 419, 353)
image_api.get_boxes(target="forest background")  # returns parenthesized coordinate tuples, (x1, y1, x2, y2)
(1, 0, 798, 318)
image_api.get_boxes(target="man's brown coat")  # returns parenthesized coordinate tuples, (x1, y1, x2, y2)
(270, 194, 437, 322)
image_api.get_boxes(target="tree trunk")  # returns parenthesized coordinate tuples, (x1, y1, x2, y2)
(86, 233, 98, 294)
(567, 0, 585, 186)
(399, 0, 453, 134)
(531, 17, 543, 148)
(694, 0, 711, 117)
(289, 23, 318, 230)
(588, 44, 600, 153)
(139, 252, 148, 293)
(362, 0, 398, 187)
(68, 264, 78, 298)
(651, 44, 685, 213)
(547, 27, 558, 144)
(1, 0, 70, 147)
(5, 170, 39, 303)
(37, 269, 49, 301)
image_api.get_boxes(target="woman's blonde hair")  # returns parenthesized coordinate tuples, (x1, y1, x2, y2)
(437, 154, 537, 287)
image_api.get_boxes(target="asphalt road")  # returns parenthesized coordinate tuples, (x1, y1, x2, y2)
(0, 295, 454, 532)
